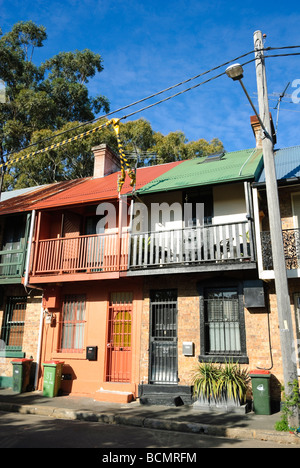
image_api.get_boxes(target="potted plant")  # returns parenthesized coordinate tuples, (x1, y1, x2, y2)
(216, 360, 250, 407)
(192, 360, 250, 412)
(192, 361, 221, 407)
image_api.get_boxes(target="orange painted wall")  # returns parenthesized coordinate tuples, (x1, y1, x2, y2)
(38, 278, 143, 398)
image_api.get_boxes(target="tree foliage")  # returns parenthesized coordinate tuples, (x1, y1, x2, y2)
(0, 21, 109, 189)
(0, 21, 224, 190)
(118, 120, 224, 167)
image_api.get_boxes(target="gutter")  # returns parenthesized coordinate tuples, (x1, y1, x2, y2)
(24, 210, 36, 289)
(252, 177, 300, 189)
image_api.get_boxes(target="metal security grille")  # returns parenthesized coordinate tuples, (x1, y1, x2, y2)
(1, 296, 27, 350)
(149, 290, 178, 384)
(106, 292, 133, 383)
(204, 290, 241, 355)
(59, 295, 86, 352)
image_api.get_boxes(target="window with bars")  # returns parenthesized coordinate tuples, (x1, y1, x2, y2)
(199, 285, 248, 363)
(0, 297, 27, 352)
(204, 290, 241, 355)
(59, 295, 86, 352)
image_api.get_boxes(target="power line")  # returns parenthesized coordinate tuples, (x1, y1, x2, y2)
(2, 47, 300, 168)
(265, 52, 300, 58)
(121, 57, 258, 121)
(1, 48, 266, 161)
(266, 45, 300, 50)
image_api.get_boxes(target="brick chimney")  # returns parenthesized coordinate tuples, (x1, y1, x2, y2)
(92, 144, 121, 178)
(250, 114, 276, 149)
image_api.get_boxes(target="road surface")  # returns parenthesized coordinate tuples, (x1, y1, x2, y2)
(0, 410, 296, 450)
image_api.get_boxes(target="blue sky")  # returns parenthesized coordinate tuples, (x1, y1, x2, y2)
(1, 0, 300, 152)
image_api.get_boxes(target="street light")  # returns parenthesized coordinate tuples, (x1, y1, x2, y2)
(225, 63, 244, 81)
(225, 63, 270, 140)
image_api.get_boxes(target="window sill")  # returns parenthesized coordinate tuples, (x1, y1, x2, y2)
(198, 355, 249, 364)
(0, 350, 25, 359)
(51, 350, 86, 360)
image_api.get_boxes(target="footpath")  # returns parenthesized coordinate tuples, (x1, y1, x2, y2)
(0, 388, 299, 446)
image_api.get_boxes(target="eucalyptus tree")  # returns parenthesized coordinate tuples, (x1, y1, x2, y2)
(0, 21, 109, 189)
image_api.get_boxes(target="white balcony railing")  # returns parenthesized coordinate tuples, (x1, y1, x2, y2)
(129, 221, 254, 269)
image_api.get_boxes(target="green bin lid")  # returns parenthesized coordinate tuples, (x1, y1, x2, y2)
(42, 360, 64, 366)
(11, 358, 33, 362)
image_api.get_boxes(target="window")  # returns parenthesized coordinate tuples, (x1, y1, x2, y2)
(0, 215, 26, 276)
(199, 284, 248, 363)
(59, 295, 86, 352)
(201, 152, 224, 163)
(184, 189, 213, 227)
(1, 297, 27, 352)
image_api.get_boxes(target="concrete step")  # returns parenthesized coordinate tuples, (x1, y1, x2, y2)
(138, 384, 193, 406)
(94, 389, 134, 404)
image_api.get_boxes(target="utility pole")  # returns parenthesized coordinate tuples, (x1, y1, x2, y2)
(254, 30, 299, 427)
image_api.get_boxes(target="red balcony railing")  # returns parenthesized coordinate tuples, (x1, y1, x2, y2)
(31, 232, 128, 276)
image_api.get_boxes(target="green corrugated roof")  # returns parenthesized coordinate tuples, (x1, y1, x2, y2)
(137, 148, 263, 194)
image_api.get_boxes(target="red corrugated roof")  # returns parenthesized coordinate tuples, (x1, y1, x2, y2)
(29, 161, 183, 210)
(0, 161, 183, 214)
(0, 179, 85, 215)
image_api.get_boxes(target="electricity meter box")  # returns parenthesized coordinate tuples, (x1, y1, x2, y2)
(182, 342, 194, 356)
(244, 280, 265, 308)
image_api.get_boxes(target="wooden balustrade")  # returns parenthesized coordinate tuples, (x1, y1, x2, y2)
(32, 232, 128, 276)
(29, 221, 255, 278)
(129, 221, 254, 269)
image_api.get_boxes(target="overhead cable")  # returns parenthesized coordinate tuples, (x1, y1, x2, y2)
(2, 48, 299, 168)
(2, 48, 262, 160)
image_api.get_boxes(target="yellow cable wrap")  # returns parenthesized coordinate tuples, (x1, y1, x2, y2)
(110, 119, 136, 192)
(0, 118, 136, 193)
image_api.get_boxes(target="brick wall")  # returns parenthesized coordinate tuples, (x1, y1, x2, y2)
(139, 272, 298, 402)
(279, 187, 296, 230)
(261, 186, 299, 231)
(0, 285, 42, 385)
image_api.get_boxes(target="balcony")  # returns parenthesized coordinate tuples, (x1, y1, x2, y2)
(28, 220, 256, 282)
(30, 231, 129, 283)
(261, 228, 300, 271)
(128, 221, 256, 275)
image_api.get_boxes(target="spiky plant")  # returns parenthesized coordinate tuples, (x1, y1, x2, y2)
(192, 361, 221, 400)
(216, 360, 250, 403)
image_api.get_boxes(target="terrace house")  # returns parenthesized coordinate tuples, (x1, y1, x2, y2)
(24, 144, 181, 402)
(0, 181, 79, 387)
(126, 137, 269, 405)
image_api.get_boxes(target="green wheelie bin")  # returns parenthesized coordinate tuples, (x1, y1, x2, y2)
(42, 361, 64, 397)
(11, 358, 33, 393)
(250, 370, 271, 415)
